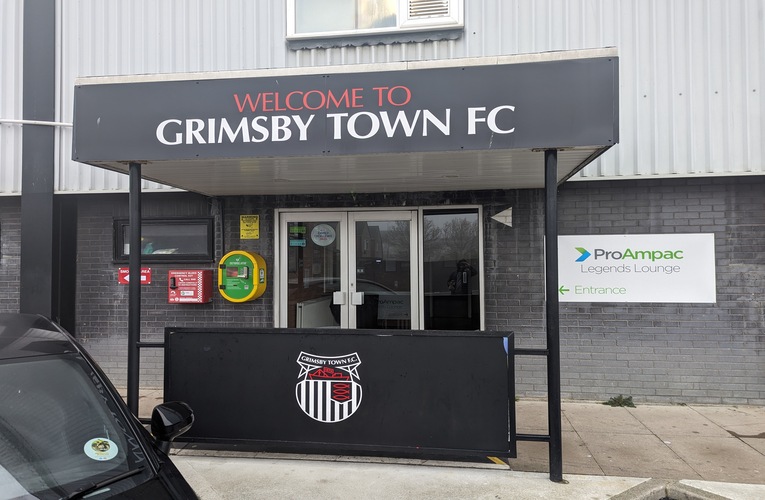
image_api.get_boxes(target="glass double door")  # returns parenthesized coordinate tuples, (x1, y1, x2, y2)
(280, 211, 418, 329)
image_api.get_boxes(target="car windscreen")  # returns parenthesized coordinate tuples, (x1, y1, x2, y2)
(0, 354, 151, 499)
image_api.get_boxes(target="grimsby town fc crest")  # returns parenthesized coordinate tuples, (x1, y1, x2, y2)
(295, 351, 362, 423)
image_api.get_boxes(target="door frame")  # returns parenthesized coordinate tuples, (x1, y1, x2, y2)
(275, 208, 419, 329)
(275, 206, 484, 330)
(347, 210, 419, 329)
(276, 211, 347, 328)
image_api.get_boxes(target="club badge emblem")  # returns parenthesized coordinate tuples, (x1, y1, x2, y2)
(295, 351, 362, 423)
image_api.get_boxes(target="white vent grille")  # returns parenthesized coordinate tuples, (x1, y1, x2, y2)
(408, 0, 450, 19)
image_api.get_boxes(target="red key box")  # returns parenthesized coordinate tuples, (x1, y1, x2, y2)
(168, 270, 213, 304)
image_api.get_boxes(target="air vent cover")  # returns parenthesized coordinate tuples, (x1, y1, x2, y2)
(409, 0, 450, 19)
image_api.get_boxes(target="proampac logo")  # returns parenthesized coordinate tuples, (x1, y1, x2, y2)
(574, 246, 683, 262)
(575, 247, 591, 262)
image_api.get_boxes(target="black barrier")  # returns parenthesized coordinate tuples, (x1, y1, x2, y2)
(164, 328, 514, 461)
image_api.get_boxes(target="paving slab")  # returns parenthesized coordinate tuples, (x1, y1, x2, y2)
(515, 400, 549, 434)
(505, 440, 548, 474)
(576, 431, 702, 479)
(664, 435, 765, 484)
(515, 400, 576, 432)
(563, 403, 652, 435)
(690, 405, 765, 437)
(506, 432, 603, 476)
(727, 426, 765, 440)
(172, 454, 646, 500)
(626, 404, 731, 439)
(742, 437, 765, 455)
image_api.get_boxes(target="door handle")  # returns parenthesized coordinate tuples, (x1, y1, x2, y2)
(351, 292, 365, 306)
(332, 291, 346, 305)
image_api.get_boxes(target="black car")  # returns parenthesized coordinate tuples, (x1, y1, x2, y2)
(0, 313, 197, 499)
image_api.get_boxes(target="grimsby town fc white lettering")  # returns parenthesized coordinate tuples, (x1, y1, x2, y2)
(155, 106, 515, 145)
(156, 116, 314, 145)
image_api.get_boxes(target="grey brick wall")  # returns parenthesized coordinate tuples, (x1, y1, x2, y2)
(554, 177, 765, 405)
(0, 198, 21, 313)
(75, 193, 274, 388)
(67, 176, 765, 404)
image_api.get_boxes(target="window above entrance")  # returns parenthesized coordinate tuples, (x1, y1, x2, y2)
(113, 218, 214, 263)
(287, 0, 463, 44)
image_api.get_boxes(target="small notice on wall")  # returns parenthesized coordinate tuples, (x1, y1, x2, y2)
(240, 215, 260, 239)
(118, 268, 152, 285)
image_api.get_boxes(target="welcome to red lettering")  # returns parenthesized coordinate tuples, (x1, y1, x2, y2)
(234, 88, 364, 113)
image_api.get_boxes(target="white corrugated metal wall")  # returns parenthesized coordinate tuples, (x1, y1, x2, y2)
(0, 0, 24, 195)
(55, 0, 286, 194)
(286, 0, 765, 181)
(1, 0, 763, 194)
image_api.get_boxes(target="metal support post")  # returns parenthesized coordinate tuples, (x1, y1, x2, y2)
(544, 149, 564, 482)
(20, 0, 55, 317)
(127, 162, 142, 416)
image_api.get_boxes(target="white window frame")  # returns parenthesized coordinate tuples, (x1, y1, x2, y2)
(286, 0, 463, 41)
(273, 205, 484, 331)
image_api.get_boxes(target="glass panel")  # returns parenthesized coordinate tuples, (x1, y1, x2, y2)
(124, 224, 208, 256)
(354, 220, 411, 329)
(423, 210, 480, 330)
(0, 356, 151, 497)
(288, 221, 342, 328)
(117, 218, 213, 262)
(295, 0, 396, 34)
(358, 0, 397, 29)
(296, 0, 355, 33)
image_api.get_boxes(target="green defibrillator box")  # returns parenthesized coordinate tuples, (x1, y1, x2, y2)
(218, 250, 267, 303)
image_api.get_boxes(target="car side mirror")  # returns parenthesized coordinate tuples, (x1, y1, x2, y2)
(151, 401, 194, 454)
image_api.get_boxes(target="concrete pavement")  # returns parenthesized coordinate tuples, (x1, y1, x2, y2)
(132, 390, 765, 499)
(172, 455, 645, 500)
(509, 401, 765, 482)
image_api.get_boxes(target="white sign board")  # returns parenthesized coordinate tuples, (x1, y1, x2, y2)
(558, 234, 716, 303)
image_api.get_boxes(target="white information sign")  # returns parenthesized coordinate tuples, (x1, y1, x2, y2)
(557, 234, 716, 303)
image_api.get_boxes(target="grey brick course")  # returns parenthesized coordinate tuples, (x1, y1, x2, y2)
(555, 176, 764, 404)
(3, 177, 762, 404)
(0, 198, 21, 313)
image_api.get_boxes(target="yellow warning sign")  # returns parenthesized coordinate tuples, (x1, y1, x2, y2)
(240, 215, 260, 239)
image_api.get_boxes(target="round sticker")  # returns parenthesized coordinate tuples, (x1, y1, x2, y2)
(84, 438, 119, 461)
(311, 224, 336, 247)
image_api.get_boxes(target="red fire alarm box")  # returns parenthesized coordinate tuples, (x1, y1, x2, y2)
(168, 270, 213, 304)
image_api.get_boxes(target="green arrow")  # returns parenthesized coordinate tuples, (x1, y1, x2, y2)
(559, 286, 570, 295)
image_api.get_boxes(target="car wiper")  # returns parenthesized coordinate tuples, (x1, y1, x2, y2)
(59, 467, 146, 500)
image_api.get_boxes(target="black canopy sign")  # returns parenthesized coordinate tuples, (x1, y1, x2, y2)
(72, 57, 618, 163)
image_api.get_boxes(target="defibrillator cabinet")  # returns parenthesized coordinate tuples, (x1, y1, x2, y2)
(218, 250, 267, 302)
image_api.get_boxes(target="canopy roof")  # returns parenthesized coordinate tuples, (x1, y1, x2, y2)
(72, 49, 618, 196)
